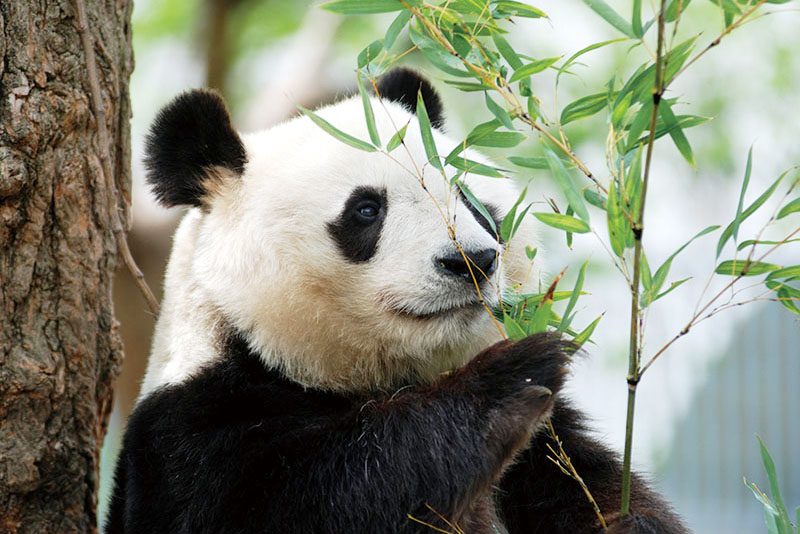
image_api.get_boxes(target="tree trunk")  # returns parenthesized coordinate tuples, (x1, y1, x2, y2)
(0, 0, 133, 532)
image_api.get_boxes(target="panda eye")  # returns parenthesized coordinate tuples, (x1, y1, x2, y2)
(354, 200, 380, 222)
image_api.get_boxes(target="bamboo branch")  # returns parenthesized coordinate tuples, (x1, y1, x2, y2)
(74, 0, 161, 317)
(620, 0, 668, 517)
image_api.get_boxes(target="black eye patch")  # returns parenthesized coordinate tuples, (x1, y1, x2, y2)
(327, 187, 388, 263)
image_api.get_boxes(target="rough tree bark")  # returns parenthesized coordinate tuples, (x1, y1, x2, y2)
(0, 1, 133, 532)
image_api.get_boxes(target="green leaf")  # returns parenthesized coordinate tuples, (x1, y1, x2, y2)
(525, 246, 537, 260)
(503, 313, 528, 341)
(501, 186, 528, 242)
(777, 197, 800, 219)
(606, 182, 626, 257)
(530, 298, 552, 334)
(738, 238, 800, 250)
(493, 33, 523, 69)
(471, 131, 526, 148)
(557, 38, 628, 84)
(457, 182, 498, 234)
(665, 0, 692, 22)
(643, 224, 719, 306)
(584, 189, 607, 210)
(449, 157, 506, 177)
(485, 93, 515, 130)
(443, 79, 494, 91)
(508, 156, 549, 169)
(357, 39, 384, 69)
(715, 260, 782, 277)
(767, 266, 800, 280)
(660, 100, 696, 169)
(384, 10, 411, 49)
(321, 0, 404, 15)
(386, 123, 408, 152)
(767, 280, 800, 315)
(632, 0, 643, 37)
(560, 92, 610, 125)
(357, 75, 380, 146)
(581, 0, 636, 37)
(509, 57, 560, 82)
(416, 89, 441, 170)
(573, 314, 603, 347)
(733, 146, 754, 241)
(534, 213, 591, 233)
(559, 261, 587, 332)
(757, 436, 794, 534)
(545, 148, 589, 222)
(652, 277, 691, 304)
(625, 100, 653, 152)
(298, 106, 377, 152)
(493, 1, 547, 19)
(717, 170, 789, 258)
(409, 24, 470, 78)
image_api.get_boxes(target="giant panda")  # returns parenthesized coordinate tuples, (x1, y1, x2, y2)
(106, 68, 688, 534)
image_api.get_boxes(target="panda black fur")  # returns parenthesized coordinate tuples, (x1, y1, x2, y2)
(106, 69, 688, 534)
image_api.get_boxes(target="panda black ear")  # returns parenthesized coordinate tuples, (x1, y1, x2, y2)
(144, 89, 246, 208)
(375, 68, 445, 129)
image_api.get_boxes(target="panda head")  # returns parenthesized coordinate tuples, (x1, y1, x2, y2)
(142, 69, 539, 394)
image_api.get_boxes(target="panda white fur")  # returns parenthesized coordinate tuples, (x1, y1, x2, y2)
(106, 69, 687, 534)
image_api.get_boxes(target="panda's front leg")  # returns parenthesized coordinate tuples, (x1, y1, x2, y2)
(286, 333, 570, 534)
(337, 333, 570, 533)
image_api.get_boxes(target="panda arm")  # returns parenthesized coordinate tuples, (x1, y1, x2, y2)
(108, 335, 568, 534)
(498, 401, 689, 534)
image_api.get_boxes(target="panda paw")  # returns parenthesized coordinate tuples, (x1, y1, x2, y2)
(457, 332, 572, 405)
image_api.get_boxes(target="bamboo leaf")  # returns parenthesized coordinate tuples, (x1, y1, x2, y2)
(573, 314, 603, 347)
(777, 197, 800, 219)
(508, 156, 549, 169)
(322, 0, 404, 14)
(717, 170, 789, 258)
(530, 298, 552, 334)
(732, 146, 754, 241)
(501, 186, 528, 242)
(632, 0, 643, 37)
(493, 1, 547, 19)
(457, 182, 497, 233)
(660, 100, 696, 169)
(384, 10, 411, 49)
(757, 436, 794, 534)
(493, 33, 523, 69)
(738, 238, 800, 250)
(561, 92, 610, 125)
(503, 313, 528, 341)
(357, 75, 380, 146)
(443, 79, 494, 91)
(509, 57, 560, 82)
(409, 24, 471, 78)
(386, 123, 408, 152)
(357, 39, 384, 69)
(416, 89, 441, 170)
(545, 147, 590, 222)
(715, 260, 782, 277)
(584, 189, 607, 210)
(606, 182, 626, 257)
(558, 38, 628, 84)
(766, 266, 800, 280)
(298, 106, 377, 152)
(485, 93, 515, 130)
(559, 261, 587, 332)
(525, 246, 537, 260)
(652, 277, 691, 304)
(534, 212, 591, 233)
(450, 157, 506, 177)
(581, 0, 636, 37)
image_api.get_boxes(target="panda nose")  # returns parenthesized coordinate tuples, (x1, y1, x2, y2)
(435, 248, 496, 281)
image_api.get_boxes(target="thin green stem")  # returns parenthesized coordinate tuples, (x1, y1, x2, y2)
(620, 0, 667, 517)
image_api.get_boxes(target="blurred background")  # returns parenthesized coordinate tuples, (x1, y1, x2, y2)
(101, 1, 800, 532)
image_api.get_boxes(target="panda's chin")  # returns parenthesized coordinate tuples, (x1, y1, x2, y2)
(390, 300, 487, 321)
